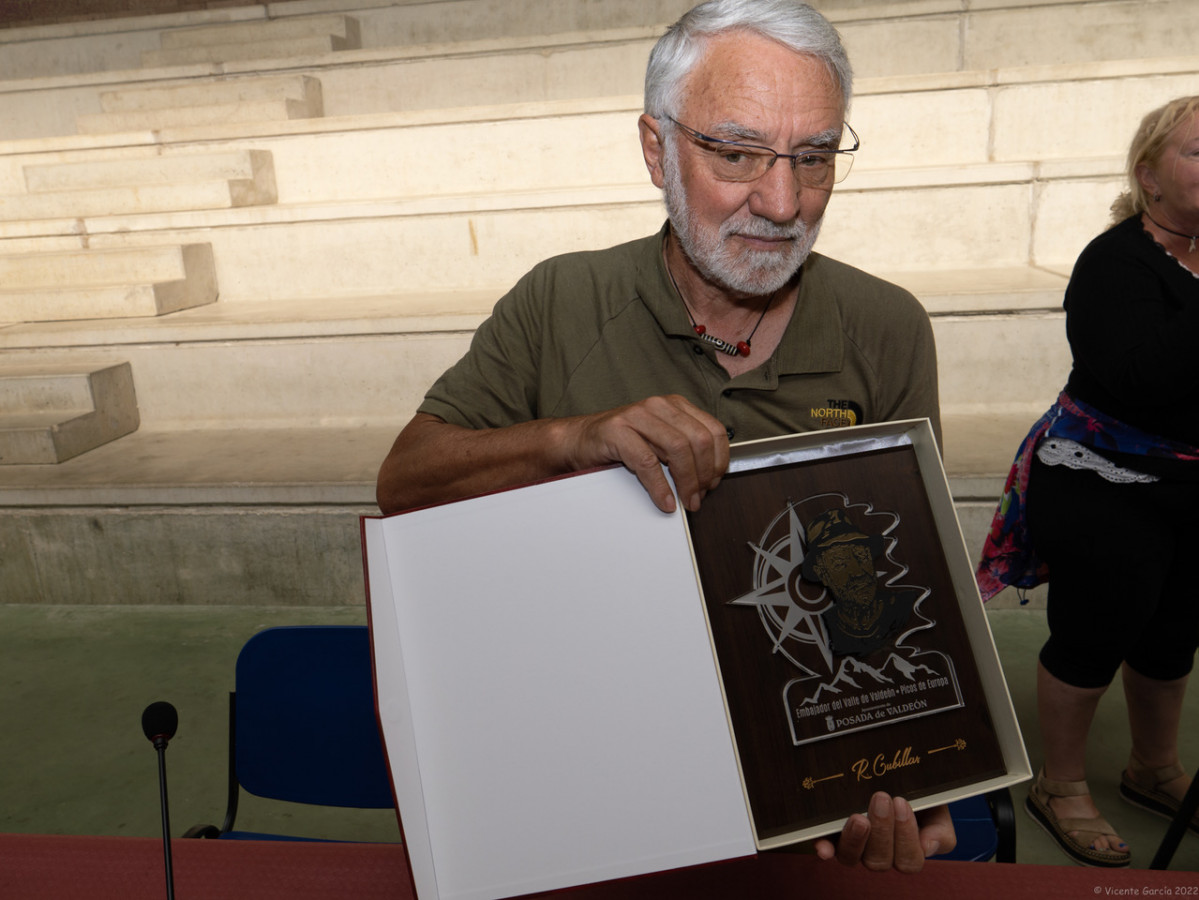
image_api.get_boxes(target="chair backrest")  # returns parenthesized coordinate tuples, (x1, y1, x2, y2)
(233, 625, 393, 809)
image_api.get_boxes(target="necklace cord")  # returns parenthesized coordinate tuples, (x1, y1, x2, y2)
(1146, 211, 1199, 252)
(665, 259, 773, 358)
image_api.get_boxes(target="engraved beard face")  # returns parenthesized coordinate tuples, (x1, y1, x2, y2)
(812, 542, 882, 631)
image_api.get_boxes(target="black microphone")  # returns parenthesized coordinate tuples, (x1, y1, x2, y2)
(142, 701, 178, 900)
(142, 701, 178, 749)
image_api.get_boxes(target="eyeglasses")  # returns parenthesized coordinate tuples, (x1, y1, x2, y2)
(667, 117, 859, 187)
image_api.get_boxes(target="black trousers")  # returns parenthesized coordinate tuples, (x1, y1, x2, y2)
(1027, 455, 1199, 689)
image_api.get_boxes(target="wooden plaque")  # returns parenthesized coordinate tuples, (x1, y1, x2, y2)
(686, 424, 1021, 847)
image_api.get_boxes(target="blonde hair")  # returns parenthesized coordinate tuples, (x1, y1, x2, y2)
(1111, 95, 1199, 223)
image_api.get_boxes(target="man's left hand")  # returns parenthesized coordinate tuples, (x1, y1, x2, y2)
(813, 794, 956, 873)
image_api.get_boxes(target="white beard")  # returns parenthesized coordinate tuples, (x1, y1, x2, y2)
(662, 143, 821, 296)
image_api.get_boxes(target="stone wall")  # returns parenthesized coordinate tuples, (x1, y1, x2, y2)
(0, 0, 260, 30)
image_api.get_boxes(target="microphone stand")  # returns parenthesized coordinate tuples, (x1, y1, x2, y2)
(143, 701, 179, 900)
(154, 735, 176, 900)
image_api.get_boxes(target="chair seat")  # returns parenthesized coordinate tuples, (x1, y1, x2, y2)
(932, 794, 1000, 862)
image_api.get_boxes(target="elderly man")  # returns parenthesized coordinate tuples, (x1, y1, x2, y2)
(377, 0, 949, 871)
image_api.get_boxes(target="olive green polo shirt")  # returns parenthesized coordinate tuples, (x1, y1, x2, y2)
(420, 223, 940, 446)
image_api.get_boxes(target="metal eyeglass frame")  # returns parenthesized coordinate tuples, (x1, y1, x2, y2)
(666, 116, 860, 185)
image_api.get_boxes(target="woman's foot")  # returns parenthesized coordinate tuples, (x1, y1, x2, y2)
(1026, 769, 1131, 867)
(1048, 789, 1129, 852)
(1121, 758, 1198, 833)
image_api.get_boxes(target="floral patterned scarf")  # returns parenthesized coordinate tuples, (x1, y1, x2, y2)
(975, 390, 1199, 602)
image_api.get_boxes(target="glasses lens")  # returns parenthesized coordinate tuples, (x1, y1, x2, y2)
(707, 146, 772, 182)
(789, 152, 858, 187)
(831, 152, 853, 185)
(793, 154, 833, 187)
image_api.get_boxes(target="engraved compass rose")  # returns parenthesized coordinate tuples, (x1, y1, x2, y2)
(728, 500, 838, 674)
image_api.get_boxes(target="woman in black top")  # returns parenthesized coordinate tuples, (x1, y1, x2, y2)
(1018, 96, 1199, 867)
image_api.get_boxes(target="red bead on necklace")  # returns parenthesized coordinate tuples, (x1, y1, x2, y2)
(690, 323, 753, 357)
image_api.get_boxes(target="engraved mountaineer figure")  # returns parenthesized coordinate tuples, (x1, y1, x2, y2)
(801, 509, 917, 658)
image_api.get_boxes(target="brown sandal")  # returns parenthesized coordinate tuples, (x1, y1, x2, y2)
(1120, 759, 1199, 834)
(1025, 769, 1131, 867)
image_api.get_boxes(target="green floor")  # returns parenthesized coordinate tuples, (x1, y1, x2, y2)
(1, 605, 1196, 870)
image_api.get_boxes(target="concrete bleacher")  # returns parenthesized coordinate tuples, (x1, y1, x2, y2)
(1, 0, 1196, 607)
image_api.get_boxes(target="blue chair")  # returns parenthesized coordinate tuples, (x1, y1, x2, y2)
(183, 626, 395, 841)
(933, 789, 1016, 862)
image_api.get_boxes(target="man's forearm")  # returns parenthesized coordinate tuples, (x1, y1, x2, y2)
(375, 413, 580, 514)
(377, 396, 729, 516)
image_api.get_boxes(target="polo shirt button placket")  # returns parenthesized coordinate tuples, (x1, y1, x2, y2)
(716, 387, 735, 442)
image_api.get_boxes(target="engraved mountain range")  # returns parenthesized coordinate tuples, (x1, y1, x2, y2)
(800, 653, 941, 707)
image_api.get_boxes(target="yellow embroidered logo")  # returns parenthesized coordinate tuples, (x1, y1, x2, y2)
(810, 400, 862, 429)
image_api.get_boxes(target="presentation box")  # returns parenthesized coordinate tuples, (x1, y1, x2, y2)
(362, 419, 1030, 900)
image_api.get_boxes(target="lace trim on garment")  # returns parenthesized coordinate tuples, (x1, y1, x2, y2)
(1170, 255, 1199, 279)
(1035, 437, 1160, 483)
(1141, 221, 1199, 279)
(1162, 248, 1199, 280)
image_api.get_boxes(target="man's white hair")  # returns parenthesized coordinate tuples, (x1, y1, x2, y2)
(644, 0, 853, 120)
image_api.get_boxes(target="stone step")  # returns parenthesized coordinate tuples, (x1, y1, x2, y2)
(827, 164, 1123, 275)
(143, 34, 360, 69)
(2, 178, 275, 221)
(326, 0, 1199, 78)
(77, 97, 323, 134)
(0, 86, 1135, 253)
(0, 362, 95, 408)
(22, 149, 275, 194)
(0, 411, 1034, 606)
(0, 187, 1088, 310)
(0, 278, 1069, 432)
(0, 162, 1102, 297)
(0, 300, 480, 432)
(854, 61, 1199, 169)
(157, 14, 360, 51)
(3, 28, 1195, 152)
(0, 425, 385, 605)
(0, 242, 210, 287)
(0, 411, 1026, 503)
(6, 149, 278, 221)
(1, 0, 1195, 94)
(0, 244, 216, 321)
(236, 57, 1199, 164)
(98, 74, 322, 114)
(934, 311, 1070, 415)
(0, 61, 1161, 269)
(0, 283, 205, 322)
(883, 267, 1069, 316)
(0, 360, 139, 464)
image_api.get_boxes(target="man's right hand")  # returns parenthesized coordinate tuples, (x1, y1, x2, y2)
(564, 394, 730, 514)
(376, 395, 730, 515)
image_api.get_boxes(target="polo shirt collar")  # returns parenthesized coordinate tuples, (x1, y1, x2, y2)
(637, 222, 697, 339)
